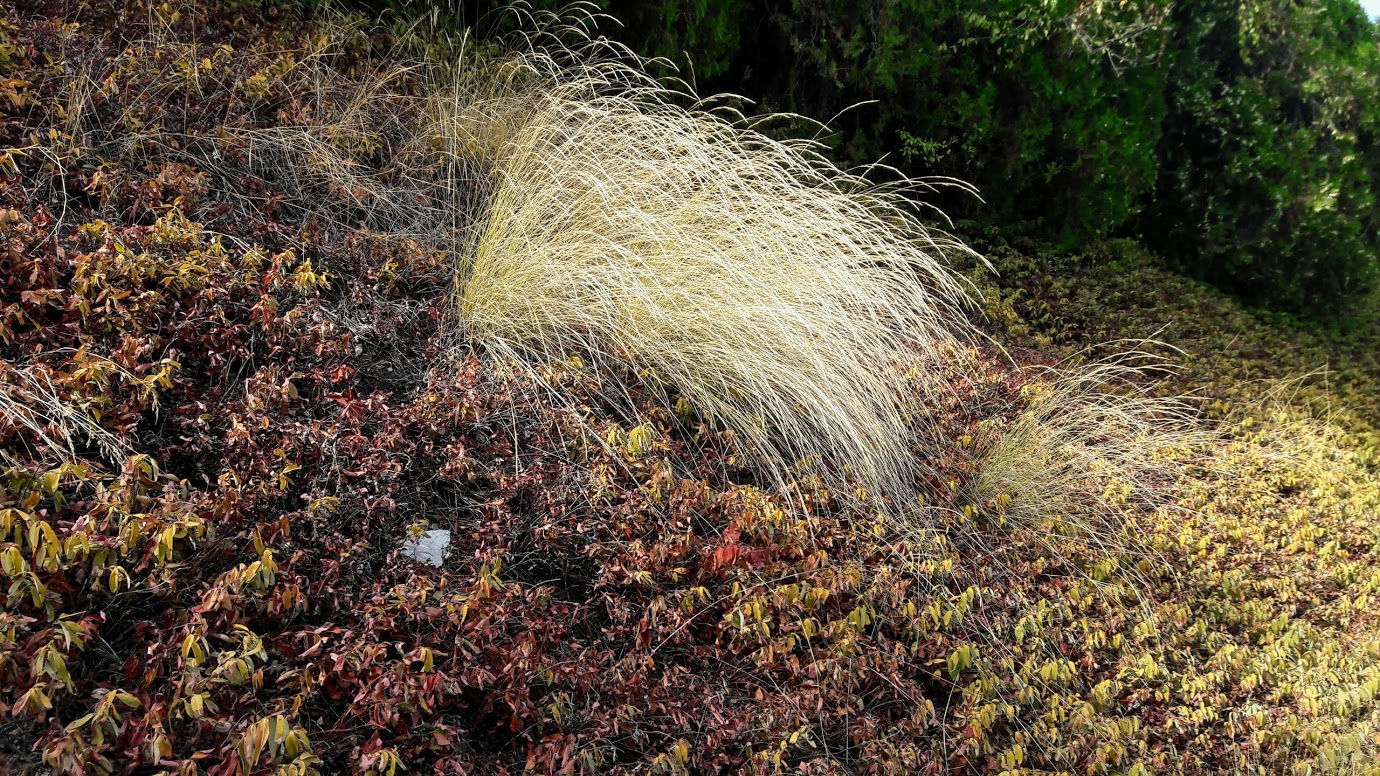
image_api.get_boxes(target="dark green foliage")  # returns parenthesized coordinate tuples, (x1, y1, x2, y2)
(585, 0, 1380, 317)
(746, 1, 1168, 247)
(1145, 0, 1380, 314)
(595, 0, 1380, 316)
(605, 0, 747, 79)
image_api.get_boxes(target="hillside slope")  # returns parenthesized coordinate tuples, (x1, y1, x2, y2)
(1, 3, 1378, 774)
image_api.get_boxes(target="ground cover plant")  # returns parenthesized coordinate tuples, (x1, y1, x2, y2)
(966, 236, 1380, 773)
(1, 2, 1379, 774)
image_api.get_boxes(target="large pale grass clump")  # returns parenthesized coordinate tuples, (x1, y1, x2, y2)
(432, 34, 978, 507)
(238, 12, 1206, 529)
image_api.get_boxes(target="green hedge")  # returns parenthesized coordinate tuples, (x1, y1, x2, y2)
(1146, 0, 1380, 314)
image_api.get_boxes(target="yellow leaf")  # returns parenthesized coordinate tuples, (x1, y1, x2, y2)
(1, 546, 25, 577)
(18, 686, 52, 716)
(108, 565, 128, 593)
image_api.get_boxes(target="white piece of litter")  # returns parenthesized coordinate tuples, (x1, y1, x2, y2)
(399, 529, 451, 566)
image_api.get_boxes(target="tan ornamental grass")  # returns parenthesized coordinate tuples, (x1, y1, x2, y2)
(970, 348, 1207, 538)
(435, 18, 981, 510)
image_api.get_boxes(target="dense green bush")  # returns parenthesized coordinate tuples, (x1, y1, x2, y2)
(1145, 0, 1380, 314)
(604, 0, 747, 79)
(598, 0, 1380, 316)
(749, 1, 1170, 246)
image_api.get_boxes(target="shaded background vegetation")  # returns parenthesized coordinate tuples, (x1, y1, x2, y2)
(359, 0, 1380, 319)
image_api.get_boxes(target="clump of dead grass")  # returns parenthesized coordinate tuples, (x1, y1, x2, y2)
(971, 349, 1206, 535)
(0, 360, 127, 467)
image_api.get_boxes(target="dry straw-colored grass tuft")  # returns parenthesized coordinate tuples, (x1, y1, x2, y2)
(442, 31, 980, 508)
(971, 349, 1206, 540)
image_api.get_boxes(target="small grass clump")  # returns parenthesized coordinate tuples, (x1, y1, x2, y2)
(971, 350, 1203, 533)
(0, 361, 127, 467)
